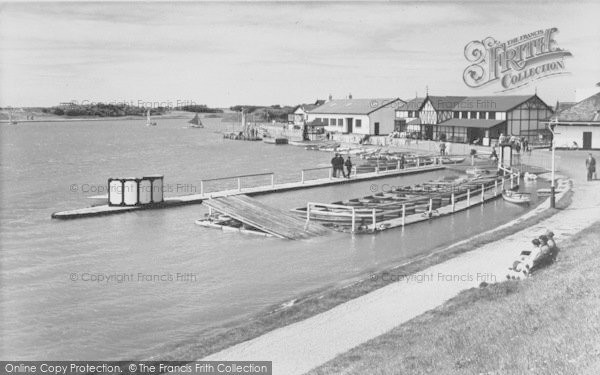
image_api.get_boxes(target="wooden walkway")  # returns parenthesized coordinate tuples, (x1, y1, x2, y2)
(51, 164, 444, 219)
(203, 195, 330, 240)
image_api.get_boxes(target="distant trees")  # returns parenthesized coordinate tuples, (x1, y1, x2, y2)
(176, 104, 222, 113)
(229, 105, 295, 122)
(47, 103, 168, 117)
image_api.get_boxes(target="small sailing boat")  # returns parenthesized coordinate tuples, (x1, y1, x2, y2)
(146, 110, 157, 126)
(188, 113, 203, 128)
(8, 110, 18, 125)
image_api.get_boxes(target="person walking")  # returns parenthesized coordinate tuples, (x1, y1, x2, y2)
(586, 153, 596, 181)
(344, 156, 353, 178)
(439, 142, 446, 156)
(331, 154, 338, 178)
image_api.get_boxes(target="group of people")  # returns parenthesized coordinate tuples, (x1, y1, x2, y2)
(331, 153, 353, 178)
(507, 231, 558, 279)
(498, 133, 531, 154)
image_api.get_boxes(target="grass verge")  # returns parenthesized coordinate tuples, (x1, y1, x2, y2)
(155, 191, 573, 360)
(308, 221, 600, 375)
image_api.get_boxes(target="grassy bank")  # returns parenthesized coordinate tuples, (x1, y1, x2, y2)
(309, 221, 600, 375)
(153, 191, 572, 360)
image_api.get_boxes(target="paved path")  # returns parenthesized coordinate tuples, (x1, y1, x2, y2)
(203, 151, 600, 375)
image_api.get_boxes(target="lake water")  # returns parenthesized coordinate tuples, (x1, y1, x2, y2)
(0, 117, 547, 359)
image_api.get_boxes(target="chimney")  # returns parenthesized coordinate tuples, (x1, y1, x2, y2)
(348, 93, 352, 99)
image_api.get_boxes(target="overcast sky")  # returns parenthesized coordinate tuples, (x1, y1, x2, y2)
(1, 1, 599, 107)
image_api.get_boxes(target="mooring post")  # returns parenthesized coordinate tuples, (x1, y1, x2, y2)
(372, 208, 376, 230)
(502, 177, 505, 190)
(451, 192, 455, 212)
(301, 170, 305, 184)
(397, 160, 400, 170)
(237, 177, 241, 191)
(495, 179, 498, 196)
(351, 208, 356, 233)
(510, 174, 514, 189)
(417, 157, 420, 167)
(200, 180, 204, 196)
(402, 204, 406, 226)
(271, 174, 275, 188)
(467, 189, 471, 205)
(306, 203, 310, 224)
(481, 183, 485, 203)
(429, 198, 433, 213)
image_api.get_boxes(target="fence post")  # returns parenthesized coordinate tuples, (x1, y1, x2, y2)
(397, 160, 400, 170)
(271, 174, 275, 188)
(510, 174, 514, 189)
(372, 208, 376, 231)
(329, 168, 332, 180)
(301, 170, 305, 184)
(200, 180, 204, 196)
(351, 208, 356, 233)
(402, 204, 406, 227)
(467, 189, 471, 205)
(495, 179, 498, 196)
(417, 157, 420, 167)
(429, 198, 433, 213)
(451, 192, 455, 212)
(481, 183, 485, 203)
(502, 177, 505, 190)
(237, 177, 241, 191)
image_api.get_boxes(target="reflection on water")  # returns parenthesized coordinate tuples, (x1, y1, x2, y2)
(0, 118, 547, 359)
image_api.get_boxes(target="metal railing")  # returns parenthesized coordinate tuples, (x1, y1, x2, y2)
(200, 172, 275, 195)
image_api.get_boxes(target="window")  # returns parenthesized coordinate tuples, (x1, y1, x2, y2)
(479, 111, 486, 119)
(489, 112, 496, 120)
(470, 111, 477, 119)
(408, 111, 414, 117)
(338, 119, 343, 126)
(316, 118, 322, 123)
(355, 119, 362, 128)
(453, 111, 460, 119)
(461, 111, 468, 119)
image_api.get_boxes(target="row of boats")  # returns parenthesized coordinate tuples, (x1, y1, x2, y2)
(290, 173, 513, 232)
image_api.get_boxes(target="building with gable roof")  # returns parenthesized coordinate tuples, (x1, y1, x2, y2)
(395, 94, 553, 144)
(307, 97, 405, 135)
(545, 91, 600, 149)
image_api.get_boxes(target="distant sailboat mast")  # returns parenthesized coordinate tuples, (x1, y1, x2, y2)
(146, 109, 156, 126)
(188, 113, 203, 128)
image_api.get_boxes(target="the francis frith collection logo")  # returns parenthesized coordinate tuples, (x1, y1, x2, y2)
(463, 28, 572, 92)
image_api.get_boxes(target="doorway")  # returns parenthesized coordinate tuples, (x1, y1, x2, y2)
(583, 132, 592, 149)
(374, 122, 380, 135)
(346, 118, 353, 134)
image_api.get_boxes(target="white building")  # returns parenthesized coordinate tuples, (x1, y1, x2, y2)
(307, 98, 404, 135)
(546, 91, 600, 150)
(288, 100, 325, 125)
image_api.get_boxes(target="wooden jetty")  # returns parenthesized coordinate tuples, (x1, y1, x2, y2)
(51, 163, 444, 220)
(202, 195, 329, 239)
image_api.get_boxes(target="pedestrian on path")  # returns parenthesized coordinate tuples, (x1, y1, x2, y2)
(344, 156, 353, 178)
(331, 154, 338, 177)
(586, 153, 596, 181)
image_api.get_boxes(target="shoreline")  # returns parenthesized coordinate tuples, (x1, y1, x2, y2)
(203, 177, 590, 374)
(144, 174, 571, 361)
